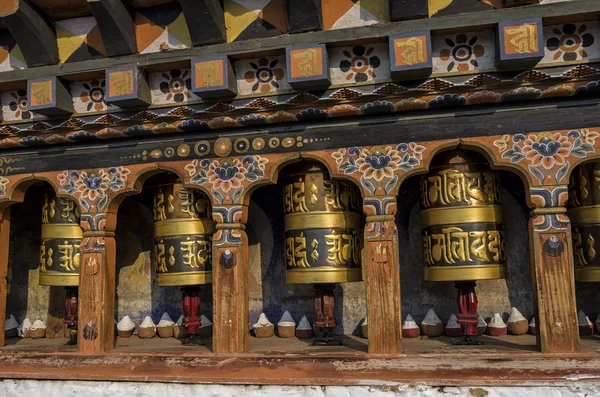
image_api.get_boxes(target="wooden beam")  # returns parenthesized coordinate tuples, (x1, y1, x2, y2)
(286, 0, 322, 33)
(0, 208, 10, 347)
(212, 207, 249, 353)
(389, 0, 427, 21)
(529, 208, 579, 353)
(178, 0, 226, 46)
(0, 0, 59, 66)
(0, 0, 597, 83)
(364, 197, 403, 354)
(87, 0, 137, 57)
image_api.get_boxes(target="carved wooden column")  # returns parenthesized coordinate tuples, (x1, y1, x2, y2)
(529, 187, 579, 353)
(78, 211, 117, 352)
(364, 196, 403, 354)
(0, 207, 10, 347)
(212, 205, 249, 353)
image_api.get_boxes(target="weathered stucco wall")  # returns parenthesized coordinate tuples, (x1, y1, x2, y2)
(2, 380, 600, 397)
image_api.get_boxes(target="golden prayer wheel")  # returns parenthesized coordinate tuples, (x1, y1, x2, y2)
(419, 151, 506, 282)
(282, 161, 363, 284)
(152, 177, 215, 287)
(567, 162, 600, 282)
(39, 189, 83, 286)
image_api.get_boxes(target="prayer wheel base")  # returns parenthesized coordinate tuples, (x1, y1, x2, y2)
(156, 271, 212, 287)
(286, 268, 362, 284)
(425, 265, 506, 282)
(575, 268, 600, 282)
(39, 272, 79, 287)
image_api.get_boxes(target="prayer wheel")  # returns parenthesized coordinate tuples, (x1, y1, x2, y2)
(567, 162, 600, 282)
(420, 150, 506, 282)
(39, 189, 82, 286)
(282, 161, 363, 284)
(152, 177, 215, 287)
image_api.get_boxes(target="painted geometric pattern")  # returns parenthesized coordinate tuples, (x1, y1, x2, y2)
(540, 22, 600, 65)
(150, 69, 200, 105)
(71, 79, 117, 114)
(0, 33, 26, 72)
(428, 0, 500, 18)
(433, 30, 496, 74)
(0, 62, 599, 148)
(224, 0, 288, 42)
(1, 90, 42, 122)
(330, 43, 390, 85)
(235, 56, 291, 96)
(56, 17, 107, 63)
(135, 5, 191, 54)
(322, 0, 388, 30)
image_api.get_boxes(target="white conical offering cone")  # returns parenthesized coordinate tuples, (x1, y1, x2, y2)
(477, 316, 487, 336)
(528, 317, 536, 335)
(579, 310, 594, 336)
(445, 314, 462, 337)
(421, 309, 443, 337)
(486, 313, 507, 336)
(402, 314, 420, 338)
(507, 307, 528, 335)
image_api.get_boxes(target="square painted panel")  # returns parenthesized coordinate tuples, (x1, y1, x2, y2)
(191, 55, 237, 98)
(286, 44, 330, 88)
(105, 66, 150, 106)
(389, 31, 432, 79)
(498, 18, 544, 67)
(27, 76, 72, 116)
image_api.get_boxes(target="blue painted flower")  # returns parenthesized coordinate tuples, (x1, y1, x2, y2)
(522, 132, 572, 169)
(208, 158, 247, 192)
(356, 146, 401, 181)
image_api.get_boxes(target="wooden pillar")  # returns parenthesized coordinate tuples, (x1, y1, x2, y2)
(0, 208, 10, 347)
(212, 205, 249, 353)
(78, 211, 117, 352)
(528, 188, 579, 353)
(364, 196, 403, 354)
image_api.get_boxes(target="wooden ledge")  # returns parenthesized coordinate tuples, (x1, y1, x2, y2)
(1, 336, 600, 386)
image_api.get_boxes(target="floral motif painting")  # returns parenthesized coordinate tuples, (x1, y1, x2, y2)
(185, 155, 268, 204)
(541, 22, 600, 65)
(1, 90, 42, 121)
(235, 56, 290, 96)
(330, 44, 390, 85)
(494, 129, 596, 184)
(71, 79, 115, 114)
(58, 167, 131, 212)
(432, 31, 495, 74)
(332, 143, 425, 195)
(0, 176, 8, 197)
(150, 69, 200, 105)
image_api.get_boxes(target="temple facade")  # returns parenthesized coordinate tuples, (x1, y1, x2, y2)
(0, 0, 599, 395)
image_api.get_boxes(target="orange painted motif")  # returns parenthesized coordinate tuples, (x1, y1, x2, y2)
(29, 80, 54, 107)
(289, 47, 323, 78)
(503, 23, 540, 55)
(393, 35, 428, 67)
(0, 0, 18, 17)
(108, 70, 134, 97)
(195, 60, 224, 88)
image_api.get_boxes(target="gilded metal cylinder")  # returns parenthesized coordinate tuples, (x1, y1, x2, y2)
(39, 189, 83, 287)
(282, 161, 363, 284)
(419, 151, 506, 282)
(153, 178, 215, 287)
(567, 162, 600, 282)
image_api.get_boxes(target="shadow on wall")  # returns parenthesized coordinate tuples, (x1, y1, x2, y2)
(114, 192, 213, 326)
(247, 184, 366, 335)
(398, 171, 533, 325)
(7, 184, 49, 326)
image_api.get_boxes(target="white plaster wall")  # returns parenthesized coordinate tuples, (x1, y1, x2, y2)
(1, 381, 600, 397)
